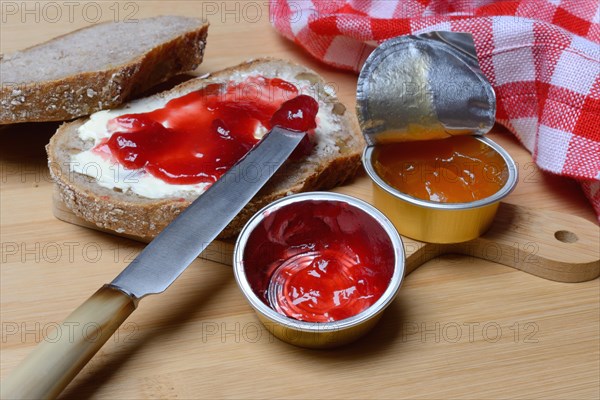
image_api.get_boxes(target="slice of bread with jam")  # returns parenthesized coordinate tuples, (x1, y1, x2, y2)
(47, 58, 365, 239)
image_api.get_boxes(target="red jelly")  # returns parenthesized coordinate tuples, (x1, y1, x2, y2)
(243, 200, 395, 322)
(98, 77, 318, 185)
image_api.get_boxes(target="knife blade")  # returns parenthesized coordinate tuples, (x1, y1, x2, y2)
(1, 126, 307, 400)
(111, 126, 306, 299)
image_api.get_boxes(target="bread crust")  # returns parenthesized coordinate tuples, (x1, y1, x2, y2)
(47, 58, 365, 240)
(1, 18, 209, 124)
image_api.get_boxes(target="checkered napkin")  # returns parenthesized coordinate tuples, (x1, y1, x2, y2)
(270, 0, 600, 221)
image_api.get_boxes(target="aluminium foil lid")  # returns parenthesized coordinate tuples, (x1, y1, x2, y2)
(357, 31, 496, 145)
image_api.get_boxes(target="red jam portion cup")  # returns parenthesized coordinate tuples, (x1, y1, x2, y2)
(233, 192, 405, 348)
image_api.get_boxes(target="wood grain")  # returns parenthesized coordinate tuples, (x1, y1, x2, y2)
(53, 192, 600, 283)
(1, 2, 599, 399)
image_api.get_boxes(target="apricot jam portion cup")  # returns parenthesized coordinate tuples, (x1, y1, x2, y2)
(363, 136, 517, 243)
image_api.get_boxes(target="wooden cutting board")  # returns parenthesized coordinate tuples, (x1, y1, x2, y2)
(52, 185, 600, 283)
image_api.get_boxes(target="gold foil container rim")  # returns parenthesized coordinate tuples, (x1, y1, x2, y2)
(363, 136, 519, 211)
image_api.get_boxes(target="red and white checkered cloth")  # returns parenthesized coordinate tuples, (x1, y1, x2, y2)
(270, 0, 600, 221)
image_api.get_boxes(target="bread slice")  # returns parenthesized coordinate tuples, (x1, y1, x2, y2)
(47, 58, 365, 239)
(1, 16, 209, 124)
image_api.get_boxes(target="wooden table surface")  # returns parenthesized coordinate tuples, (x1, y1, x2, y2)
(1, 2, 599, 399)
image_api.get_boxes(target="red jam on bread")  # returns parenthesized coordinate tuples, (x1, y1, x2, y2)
(373, 136, 508, 203)
(95, 77, 318, 185)
(243, 200, 395, 323)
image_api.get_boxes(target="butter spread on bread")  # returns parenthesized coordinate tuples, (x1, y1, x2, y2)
(70, 69, 340, 199)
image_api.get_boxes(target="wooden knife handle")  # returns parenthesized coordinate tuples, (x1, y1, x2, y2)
(1, 285, 136, 400)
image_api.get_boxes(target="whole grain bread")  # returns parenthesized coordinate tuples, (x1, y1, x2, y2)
(1, 16, 208, 124)
(47, 58, 365, 240)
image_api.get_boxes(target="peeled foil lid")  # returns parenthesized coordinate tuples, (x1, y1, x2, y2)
(356, 32, 496, 145)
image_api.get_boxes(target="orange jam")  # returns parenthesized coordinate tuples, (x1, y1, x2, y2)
(373, 136, 508, 203)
